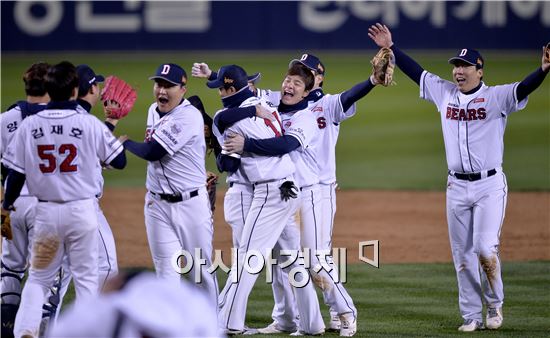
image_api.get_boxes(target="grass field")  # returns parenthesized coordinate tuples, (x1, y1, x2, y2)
(2, 51, 548, 190)
(59, 261, 550, 337)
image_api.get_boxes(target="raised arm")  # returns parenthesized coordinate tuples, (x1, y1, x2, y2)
(368, 23, 425, 85)
(516, 44, 550, 102)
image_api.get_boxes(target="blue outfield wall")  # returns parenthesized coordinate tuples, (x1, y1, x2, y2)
(2, 1, 549, 51)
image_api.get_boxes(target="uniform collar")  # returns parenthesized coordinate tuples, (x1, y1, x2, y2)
(221, 87, 254, 108)
(278, 98, 309, 113)
(77, 98, 92, 113)
(17, 100, 47, 118)
(461, 81, 484, 96)
(46, 100, 78, 110)
(306, 88, 324, 103)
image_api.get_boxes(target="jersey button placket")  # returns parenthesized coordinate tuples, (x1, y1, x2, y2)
(459, 120, 470, 172)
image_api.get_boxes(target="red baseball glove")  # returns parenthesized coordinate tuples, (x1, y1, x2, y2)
(100, 76, 137, 119)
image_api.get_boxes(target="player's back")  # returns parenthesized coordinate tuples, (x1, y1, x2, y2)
(6, 107, 121, 202)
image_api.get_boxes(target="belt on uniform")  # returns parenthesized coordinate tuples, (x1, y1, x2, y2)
(150, 190, 198, 203)
(229, 182, 250, 188)
(299, 184, 315, 191)
(449, 169, 497, 182)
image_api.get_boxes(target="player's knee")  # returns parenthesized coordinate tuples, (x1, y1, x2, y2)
(475, 243, 498, 259)
(31, 236, 60, 270)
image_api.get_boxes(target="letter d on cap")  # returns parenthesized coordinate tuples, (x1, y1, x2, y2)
(161, 64, 170, 75)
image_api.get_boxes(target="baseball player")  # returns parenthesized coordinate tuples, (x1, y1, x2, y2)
(76, 64, 120, 289)
(222, 62, 359, 336)
(1, 62, 50, 338)
(369, 23, 550, 331)
(37, 65, 130, 336)
(218, 53, 382, 335)
(48, 271, 221, 337)
(279, 53, 382, 333)
(121, 63, 218, 305)
(207, 65, 325, 335)
(1, 61, 126, 337)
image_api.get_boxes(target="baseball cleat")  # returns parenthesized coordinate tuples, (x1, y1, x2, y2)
(327, 313, 341, 332)
(339, 313, 357, 337)
(458, 319, 484, 332)
(289, 328, 325, 336)
(486, 307, 503, 330)
(257, 321, 296, 334)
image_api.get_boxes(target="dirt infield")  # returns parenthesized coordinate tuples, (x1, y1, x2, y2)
(101, 188, 549, 268)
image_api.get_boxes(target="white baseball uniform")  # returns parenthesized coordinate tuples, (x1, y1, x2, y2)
(279, 105, 357, 320)
(45, 105, 121, 327)
(258, 89, 358, 325)
(48, 272, 221, 337)
(3, 103, 124, 337)
(143, 99, 218, 305)
(214, 94, 324, 334)
(420, 71, 527, 322)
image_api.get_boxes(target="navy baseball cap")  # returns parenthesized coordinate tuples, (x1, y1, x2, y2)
(149, 63, 187, 85)
(76, 64, 104, 95)
(206, 65, 248, 90)
(248, 72, 261, 84)
(289, 53, 325, 75)
(448, 48, 484, 69)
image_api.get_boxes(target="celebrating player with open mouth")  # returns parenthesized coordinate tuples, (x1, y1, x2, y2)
(369, 22, 549, 332)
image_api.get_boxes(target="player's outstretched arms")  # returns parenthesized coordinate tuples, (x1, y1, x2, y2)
(122, 138, 168, 162)
(368, 23, 393, 48)
(339, 77, 377, 112)
(224, 133, 301, 156)
(368, 22, 424, 85)
(515, 45, 550, 102)
(192, 62, 213, 79)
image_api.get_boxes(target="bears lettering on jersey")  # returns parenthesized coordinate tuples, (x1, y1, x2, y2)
(446, 106, 487, 121)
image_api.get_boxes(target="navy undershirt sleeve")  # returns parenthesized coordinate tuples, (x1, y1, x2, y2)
(243, 135, 301, 156)
(1, 163, 8, 187)
(2, 170, 26, 209)
(391, 45, 425, 85)
(516, 67, 548, 102)
(216, 154, 241, 173)
(340, 78, 376, 111)
(124, 139, 168, 162)
(214, 106, 256, 133)
(104, 121, 116, 132)
(108, 151, 127, 169)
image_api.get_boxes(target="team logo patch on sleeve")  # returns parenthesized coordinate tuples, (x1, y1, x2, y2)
(170, 124, 182, 135)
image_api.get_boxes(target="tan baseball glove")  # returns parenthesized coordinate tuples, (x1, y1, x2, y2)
(1, 209, 13, 240)
(544, 42, 550, 64)
(371, 47, 396, 87)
